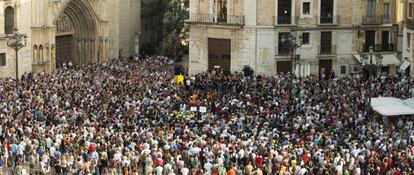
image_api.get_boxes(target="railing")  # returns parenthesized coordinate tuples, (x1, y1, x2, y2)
(277, 45, 291, 56)
(317, 15, 340, 25)
(383, 15, 391, 24)
(187, 13, 245, 25)
(406, 19, 414, 29)
(362, 15, 383, 25)
(273, 16, 299, 26)
(276, 16, 292, 25)
(363, 44, 395, 52)
(318, 45, 336, 55)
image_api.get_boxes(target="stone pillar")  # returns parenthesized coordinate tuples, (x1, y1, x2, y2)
(84, 38, 89, 63)
(91, 38, 95, 62)
(78, 38, 83, 64)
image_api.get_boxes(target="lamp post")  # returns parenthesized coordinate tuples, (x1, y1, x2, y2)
(281, 33, 302, 77)
(6, 28, 28, 88)
(281, 32, 302, 115)
(360, 45, 383, 109)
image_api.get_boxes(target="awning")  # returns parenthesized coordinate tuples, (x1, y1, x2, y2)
(371, 97, 414, 116)
(353, 53, 401, 66)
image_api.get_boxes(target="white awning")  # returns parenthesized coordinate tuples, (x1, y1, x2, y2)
(353, 53, 401, 66)
(371, 97, 414, 116)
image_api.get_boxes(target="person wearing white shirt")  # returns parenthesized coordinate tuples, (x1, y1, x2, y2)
(181, 167, 190, 175)
(154, 165, 163, 175)
(204, 161, 213, 175)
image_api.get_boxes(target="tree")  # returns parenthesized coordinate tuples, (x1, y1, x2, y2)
(141, 0, 189, 57)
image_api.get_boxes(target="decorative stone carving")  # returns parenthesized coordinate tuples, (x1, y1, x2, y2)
(56, 14, 74, 33)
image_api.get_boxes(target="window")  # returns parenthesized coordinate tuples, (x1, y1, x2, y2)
(320, 31, 332, 54)
(367, 0, 376, 17)
(33, 45, 38, 63)
(4, 7, 14, 34)
(0, 53, 6, 66)
(340, 66, 346, 74)
(278, 33, 291, 55)
(409, 3, 413, 18)
(303, 2, 310, 15)
(216, 0, 227, 22)
(408, 33, 411, 49)
(278, 0, 292, 24)
(39, 45, 44, 63)
(302, 32, 310, 45)
(383, 3, 390, 22)
(320, 0, 334, 23)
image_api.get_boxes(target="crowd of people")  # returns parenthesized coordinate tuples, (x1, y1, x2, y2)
(0, 56, 413, 175)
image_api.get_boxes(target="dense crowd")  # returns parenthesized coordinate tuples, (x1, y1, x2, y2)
(0, 56, 414, 175)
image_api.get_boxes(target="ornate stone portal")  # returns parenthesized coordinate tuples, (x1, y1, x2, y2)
(54, 0, 102, 65)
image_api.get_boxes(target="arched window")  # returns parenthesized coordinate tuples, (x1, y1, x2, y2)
(33, 45, 38, 63)
(4, 7, 14, 34)
(39, 45, 44, 63)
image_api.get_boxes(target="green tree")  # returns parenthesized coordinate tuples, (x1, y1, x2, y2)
(141, 0, 189, 57)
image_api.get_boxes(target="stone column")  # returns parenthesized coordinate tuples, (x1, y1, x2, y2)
(91, 38, 95, 62)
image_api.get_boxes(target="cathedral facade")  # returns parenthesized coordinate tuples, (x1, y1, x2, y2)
(0, 0, 141, 78)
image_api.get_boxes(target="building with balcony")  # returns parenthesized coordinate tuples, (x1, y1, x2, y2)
(403, 0, 414, 76)
(187, 0, 403, 78)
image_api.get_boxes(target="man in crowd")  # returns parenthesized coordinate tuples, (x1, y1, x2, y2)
(0, 56, 413, 175)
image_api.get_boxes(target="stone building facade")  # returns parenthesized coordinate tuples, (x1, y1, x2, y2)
(403, 0, 414, 76)
(0, 0, 140, 79)
(187, 0, 403, 77)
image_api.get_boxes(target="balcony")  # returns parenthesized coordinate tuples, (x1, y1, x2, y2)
(363, 44, 395, 52)
(383, 15, 391, 24)
(186, 13, 245, 25)
(406, 19, 414, 30)
(318, 45, 336, 55)
(362, 15, 383, 25)
(317, 15, 339, 25)
(274, 16, 293, 25)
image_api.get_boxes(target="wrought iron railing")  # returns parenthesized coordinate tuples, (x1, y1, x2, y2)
(317, 15, 340, 25)
(362, 15, 383, 25)
(187, 13, 245, 25)
(363, 44, 395, 52)
(318, 45, 336, 55)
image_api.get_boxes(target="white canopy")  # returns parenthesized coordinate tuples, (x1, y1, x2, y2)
(371, 97, 414, 116)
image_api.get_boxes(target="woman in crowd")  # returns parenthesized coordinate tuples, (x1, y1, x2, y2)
(0, 56, 413, 175)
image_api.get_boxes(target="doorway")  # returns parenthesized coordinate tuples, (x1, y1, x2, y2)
(56, 35, 73, 66)
(319, 59, 332, 79)
(365, 30, 376, 52)
(277, 61, 292, 74)
(382, 31, 390, 51)
(208, 38, 231, 73)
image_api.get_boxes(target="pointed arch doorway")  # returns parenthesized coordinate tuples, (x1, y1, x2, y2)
(55, 0, 98, 66)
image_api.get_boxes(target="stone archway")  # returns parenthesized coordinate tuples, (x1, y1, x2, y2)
(55, 0, 98, 66)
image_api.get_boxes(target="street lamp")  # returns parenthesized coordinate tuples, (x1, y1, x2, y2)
(281, 32, 302, 116)
(6, 28, 28, 87)
(281, 33, 302, 76)
(360, 45, 383, 109)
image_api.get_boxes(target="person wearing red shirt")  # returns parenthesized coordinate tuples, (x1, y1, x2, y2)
(256, 155, 264, 168)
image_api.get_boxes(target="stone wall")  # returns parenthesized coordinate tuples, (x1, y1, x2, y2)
(189, 25, 256, 75)
(119, 0, 141, 57)
(257, 0, 274, 26)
